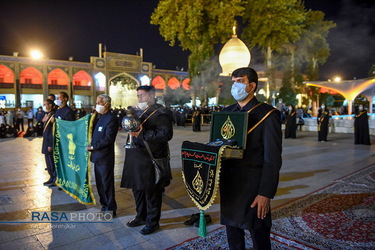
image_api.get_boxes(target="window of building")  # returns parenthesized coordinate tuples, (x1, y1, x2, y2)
(25, 78, 32, 84)
(51, 79, 58, 85)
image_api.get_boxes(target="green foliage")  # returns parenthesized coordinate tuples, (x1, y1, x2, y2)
(151, 0, 245, 78)
(296, 10, 336, 80)
(218, 77, 235, 105)
(191, 58, 222, 106)
(163, 87, 192, 107)
(278, 68, 297, 106)
(242, 0, 306, 52)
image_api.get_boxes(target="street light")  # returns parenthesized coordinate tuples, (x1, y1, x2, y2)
(30, 50, 43, 59)
(334, 76, 341, 82)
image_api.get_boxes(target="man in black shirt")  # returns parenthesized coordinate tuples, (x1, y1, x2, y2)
(220, 67, 282, 250)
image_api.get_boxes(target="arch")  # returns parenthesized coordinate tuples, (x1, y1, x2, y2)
(0, 65, 15, 83)
(95, 72, 106, 92)
(109, 72, 140, 109)
(48, 68, 69, 86)
(182, 78, 191, 90)
(20, 67, 43, 84)
(152, 76, 166, 90)
(73, 70, 92, 86)
(168, 77, 180, 89)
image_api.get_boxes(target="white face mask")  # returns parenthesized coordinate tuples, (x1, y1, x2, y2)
(359, 106, 363, 111)
(138, 102, 148, 110)
(95, 104, 105, 114)
(231, 82, 249, 101)
(321, 105, 325, 109)
(43, 106, 49, 113)
(55, 100, 62, 107)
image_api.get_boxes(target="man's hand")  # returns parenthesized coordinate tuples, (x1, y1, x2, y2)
(250, 195, 270, 219)
(48, 147, 52, 152)
(87, 145, 94, 151)
(42, 114, 48, 122)
(50, 116, 55, 123)
(129, 124, 143, 138)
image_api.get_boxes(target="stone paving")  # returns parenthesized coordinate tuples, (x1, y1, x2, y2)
(0, 125, 374, 249)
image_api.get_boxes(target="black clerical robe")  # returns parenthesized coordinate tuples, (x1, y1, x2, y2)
(220, 97, 282, 230)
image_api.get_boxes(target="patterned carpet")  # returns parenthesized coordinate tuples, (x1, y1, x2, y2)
(171, 165, 375, 249)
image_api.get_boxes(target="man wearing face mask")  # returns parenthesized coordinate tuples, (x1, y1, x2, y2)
(87, 94, 119, 216)
(53, 92, 75, 122)
(317, 103, 330, 142)
(42, 99, 57, 186)
(220, 67, 282, 250)
(121, 85, 173, 235)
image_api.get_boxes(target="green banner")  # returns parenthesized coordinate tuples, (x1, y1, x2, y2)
(54, 114, 96, 205)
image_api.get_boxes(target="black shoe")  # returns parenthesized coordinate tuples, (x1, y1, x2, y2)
(43, 179, 53, 185)
(127, 217, 146, 227)
(194, 215, 212, 228)
(183, 213, 200, 225)
(140, 224, 160, 235)
(48, 182, 56, 187)
(101, 208, 117, 218)
(45, 168, 48, 170)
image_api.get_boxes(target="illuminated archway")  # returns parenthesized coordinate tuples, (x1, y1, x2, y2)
(48, 69, 69, 88)
(95, 72, 106, 92)
(109, 73, 140, 108)
(182, 78, 191, 90)
(20, 67, 43, 86)
(152, 76, 166, 90)
(73, 70, 92, 90)
(0, 65, 14, 83)
(168, 77, 180, 89)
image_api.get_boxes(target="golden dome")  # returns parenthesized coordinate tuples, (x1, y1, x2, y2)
(219, 27, 251, 76)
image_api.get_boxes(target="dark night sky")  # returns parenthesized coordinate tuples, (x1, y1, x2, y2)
(0, 0, 374, 80)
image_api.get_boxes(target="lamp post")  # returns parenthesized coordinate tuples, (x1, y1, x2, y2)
(30, 50, 43, 60)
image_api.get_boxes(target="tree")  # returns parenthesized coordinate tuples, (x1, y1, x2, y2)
(151, 0, 245, 76)
(191, 58, 222, 106)
(163, 86, 191, 107)
(151, 0, 245, 105)
(278, 67, 297, 106)
(242, 0, 305, 98)
(296, 10, 336, 81)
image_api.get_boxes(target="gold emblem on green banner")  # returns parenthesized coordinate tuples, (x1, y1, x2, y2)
(221, 116, 235, 139)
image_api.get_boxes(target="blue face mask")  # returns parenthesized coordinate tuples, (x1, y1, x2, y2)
(231, 82, 249, 101)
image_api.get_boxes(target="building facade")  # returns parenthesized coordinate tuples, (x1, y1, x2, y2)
(0, 51, 190, 110)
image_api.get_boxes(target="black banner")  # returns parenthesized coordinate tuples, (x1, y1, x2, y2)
(181, 141, 224, 210)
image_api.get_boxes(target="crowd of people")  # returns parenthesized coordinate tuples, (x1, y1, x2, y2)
(0, 100, 90, 139)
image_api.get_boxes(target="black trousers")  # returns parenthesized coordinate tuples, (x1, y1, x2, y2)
(226, 225, 271, 250)
(45, 152, 56, 181)
(94, 162, 117, 212)
(132, 187, 163, 227)
(16, 118, 24, 131)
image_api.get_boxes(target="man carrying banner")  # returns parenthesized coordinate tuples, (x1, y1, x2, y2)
(87, 94, 118, 216)
(220, 67, 282, 250)
(54, 92, 75, 121)
(51, 92, 75, 190)
(121, 86, 173, 235)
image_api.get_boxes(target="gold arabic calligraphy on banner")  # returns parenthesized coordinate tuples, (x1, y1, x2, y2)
(221, 116, 235, 139)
